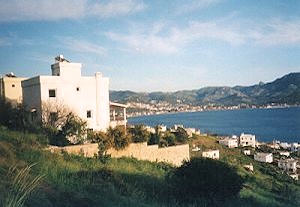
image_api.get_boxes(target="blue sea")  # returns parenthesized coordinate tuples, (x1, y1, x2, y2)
(128, 107, 300, 143)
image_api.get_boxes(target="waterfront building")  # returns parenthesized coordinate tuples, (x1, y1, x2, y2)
(202, 150, 219, 160)
(239, 133, 256, 148)
(279, 151, 290, 157)
(22, 55, 126, 132)
(219, 138, 238, 148)
(291, 143, 299, 152)
(278, 158, 297, 173)
(254, 153, 273, 163)
(0, 73, 27, 105)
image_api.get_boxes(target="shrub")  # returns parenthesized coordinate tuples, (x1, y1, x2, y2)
(174, 127, 189, 143)
(93, 132, 112, 163)
(168, 157, 244, 205)
(107, 126, 130, 150)
(160, 131, 176, 147)
(129, 125, 150, 143)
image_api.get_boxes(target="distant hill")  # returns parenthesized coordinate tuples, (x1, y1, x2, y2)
(110, 73, 300, 105)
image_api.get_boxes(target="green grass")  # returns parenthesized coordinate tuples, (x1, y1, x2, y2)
(0, 127, 299, 207)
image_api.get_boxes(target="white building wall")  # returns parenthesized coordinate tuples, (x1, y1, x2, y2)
(254, 153, 273, 163)
(239, 133, 256, 148)
(202, 150, 219, 160)
(22, 58, 110, 131)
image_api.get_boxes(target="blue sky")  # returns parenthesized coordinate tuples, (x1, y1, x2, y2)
(0, 0, 300, 92)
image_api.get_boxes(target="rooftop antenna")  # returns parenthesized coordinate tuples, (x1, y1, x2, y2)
(54, 54, 70, 63)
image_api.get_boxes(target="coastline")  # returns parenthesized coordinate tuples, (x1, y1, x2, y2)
(127, 103, 300, 118)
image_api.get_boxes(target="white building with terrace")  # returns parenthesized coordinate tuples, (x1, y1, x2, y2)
(239, 133, 256, 148)
(22, 55, 126, 132)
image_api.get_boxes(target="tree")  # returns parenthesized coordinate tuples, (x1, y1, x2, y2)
(174, 127, 189, 143)
(168, 157, 244, 205)
(160, 131, 176, 147)
(129, 124, 150, 143)
(107, 126, 130, 150)
(59, 113, 87, 144)
(148, 125, 161, 145)
(92, 132, 112, 163)
(41, 100, 71, 129)
(41, 101, 87, 146)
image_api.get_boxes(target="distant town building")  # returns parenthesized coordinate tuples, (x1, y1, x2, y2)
(0, 73, 27, 104)
(239, 133, 256, 148)
(243, 149, 251, 155)
(278, 158, 297, 173)
(202, 150, 219, 160)
(219, 138, 238, 148)
(243, 163, 254, 172)
(279, 142, 291, 150)
(291, 143, 299, 152)
(22, 55, 126, 132)
(254, 153, 273, 163)
(279, 151, 290, 157)
(185, 127, 200, 137)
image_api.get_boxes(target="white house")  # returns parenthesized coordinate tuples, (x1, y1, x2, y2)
(219, 138, 238, 148)
(202, 150, 219, 160)
(22, 55, 112, 132)
(0, 73, 27, 105)
(291, 143, 299, 152)
(279, 151, 290, 157)
(239, 133, 256, 148)
(254, 153, 273, 163)
(278, 158, 297, 173)
(243, 149, 251, 155)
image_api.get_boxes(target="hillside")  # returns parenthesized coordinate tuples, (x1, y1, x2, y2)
(0, 127, 299, 207)
(110, 73, 300, 105)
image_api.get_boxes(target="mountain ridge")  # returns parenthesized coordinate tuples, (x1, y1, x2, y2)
(110, 73, 300, 106)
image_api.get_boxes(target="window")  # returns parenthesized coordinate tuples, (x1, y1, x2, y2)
(50, 112, 58, 126)
(76, 87, 80, 91)
(87, 110, 92, 118)
(12, 84, 15, 87)
(49, 89, 56, 98)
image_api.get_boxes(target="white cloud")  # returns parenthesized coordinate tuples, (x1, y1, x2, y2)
(0, 0, 146, 22)
(59, 37, 106, 56)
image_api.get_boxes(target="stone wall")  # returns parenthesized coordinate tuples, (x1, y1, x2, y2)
(49, 142, 190, 166)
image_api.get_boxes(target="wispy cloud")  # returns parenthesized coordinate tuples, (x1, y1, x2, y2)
(106, 18, 300, 55)
(59, 37, 106, 56)
(89, 0, 146, 18)
(175, 0, 220, 15)
(250, 20, 300, 46)
(0, 37, 12, 47)
(0, 0, 146, 22)
(105, 20, 244, 54)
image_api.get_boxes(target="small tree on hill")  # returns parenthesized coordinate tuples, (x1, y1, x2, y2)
(168, 157, 244, 205)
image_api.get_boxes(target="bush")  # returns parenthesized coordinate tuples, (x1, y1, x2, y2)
(129, 125, 149, 143)
(160, 131, 176, 147)
(93, 132, 112, 163)
(168, 157, 244, 205)
(107, 126, 130, 150)
(174, 127, 189, 143)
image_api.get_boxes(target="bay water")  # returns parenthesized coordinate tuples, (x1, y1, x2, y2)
(128, 107, 300, 143)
